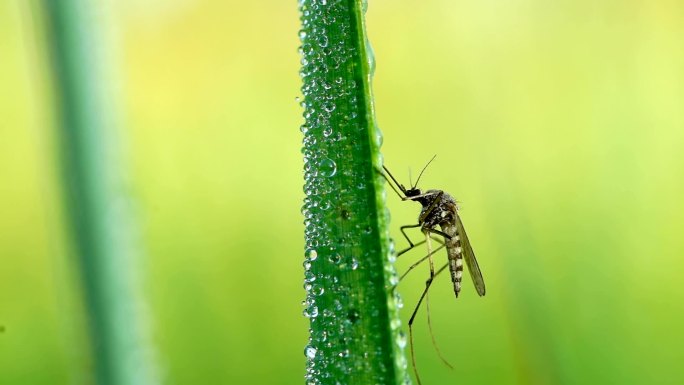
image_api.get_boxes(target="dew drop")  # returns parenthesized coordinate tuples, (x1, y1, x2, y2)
(319, 158, 337, 177)
(374, 129, 384, 146)
(305, 345, 317, 359)
(397, 331, 407, 348)
(303, 305, 319, 318)
(317, 35, 329, 48)
(319, 200, 331, 210)
(306, 248, 318, 261)
(304, 270, 316, 283)
(328, 253, 342, 264)
(388, 240, 396, 262)
(322, 102, 335, 113)
(311, 284, 324, 296)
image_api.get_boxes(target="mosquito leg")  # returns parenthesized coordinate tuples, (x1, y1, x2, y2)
(400, 244, 446, 281)
(402, 236, 445, 250)
(397, 223, 421, 256)
(427, 228, 452, 240)
(393, 236, 444, 294)
(425, 233, 435, 278)
(399, 235, 444, 258)
(429, 235, 445, 245)
(425, 273, 454, 369)
(408, 263, 449, 385)
(398, 236, 445, 282)
(397, 245, 417, 258)
(380, 169, 406, 200)
(382, 165, 406, 193)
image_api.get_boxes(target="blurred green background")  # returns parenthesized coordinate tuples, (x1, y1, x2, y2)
(2, 0, 684, 384)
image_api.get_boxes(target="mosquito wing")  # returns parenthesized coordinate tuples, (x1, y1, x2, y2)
(454, 213, 486, 296)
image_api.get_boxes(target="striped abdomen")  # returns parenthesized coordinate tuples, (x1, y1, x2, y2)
(441, 223, 463, 297)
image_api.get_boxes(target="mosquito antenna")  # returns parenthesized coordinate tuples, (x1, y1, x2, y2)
(408, 168, 413, 188)
(382, 165, 407, 197)
(413, 155, 437, 189)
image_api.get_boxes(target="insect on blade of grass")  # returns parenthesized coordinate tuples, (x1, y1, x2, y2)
(382, 157, 486, 385)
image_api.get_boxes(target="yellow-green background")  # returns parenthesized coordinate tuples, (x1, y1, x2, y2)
(2, 0, 683, 384)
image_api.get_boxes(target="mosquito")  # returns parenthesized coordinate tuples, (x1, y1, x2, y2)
(382, 156, 486, 385)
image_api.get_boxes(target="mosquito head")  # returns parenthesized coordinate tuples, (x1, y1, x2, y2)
(405, 187, 422, 197)
(383, 155, 435, 200)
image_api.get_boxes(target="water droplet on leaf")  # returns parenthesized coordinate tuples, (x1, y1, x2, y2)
(319, 158, 336, 177)
(305, 345, 317, 359)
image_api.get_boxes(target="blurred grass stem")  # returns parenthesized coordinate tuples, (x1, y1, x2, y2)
(41, 2, 157, 384)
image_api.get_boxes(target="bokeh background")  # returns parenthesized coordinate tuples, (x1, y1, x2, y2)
(2, 0, 684, 384)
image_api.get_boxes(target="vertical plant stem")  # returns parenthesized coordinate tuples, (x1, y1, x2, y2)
(41, 2, 156, 385)
(299, 1, 409, 384)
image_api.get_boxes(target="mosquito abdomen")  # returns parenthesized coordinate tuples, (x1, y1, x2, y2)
(441, 223, 463, 297)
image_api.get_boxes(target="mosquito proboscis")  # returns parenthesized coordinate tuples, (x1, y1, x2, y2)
(382, 156, 486, 385)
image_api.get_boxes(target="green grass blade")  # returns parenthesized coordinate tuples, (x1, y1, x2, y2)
(40, 2, 157, 384)
(299, 1, 409, 384)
